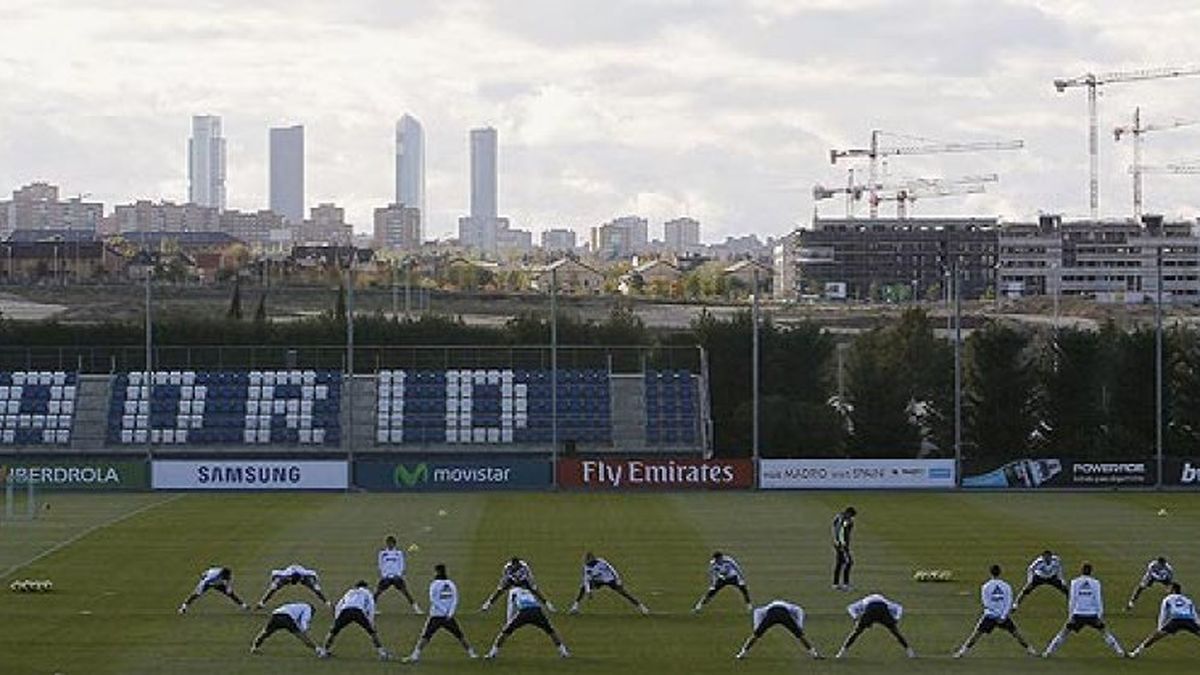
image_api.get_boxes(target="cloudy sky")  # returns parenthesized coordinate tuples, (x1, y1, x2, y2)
(2, 0, 1200, 243)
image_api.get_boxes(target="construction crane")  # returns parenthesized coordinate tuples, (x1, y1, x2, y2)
(813, 171, 999, 218)
(1130, 162, 1200, 176)
(829, 130, 1022, 217)
(1113, 108, 1200, 220)
(869, 182, 989, 219)
(1053, 66, 1200, 221)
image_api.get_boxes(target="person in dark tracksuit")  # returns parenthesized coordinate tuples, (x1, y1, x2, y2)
(832, 507, 856, 590)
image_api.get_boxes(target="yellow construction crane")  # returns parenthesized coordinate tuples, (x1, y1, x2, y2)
(1113, 107, 1200, 220)
(829, 130, 1022, 217)
(1053, 66, 1200, 220)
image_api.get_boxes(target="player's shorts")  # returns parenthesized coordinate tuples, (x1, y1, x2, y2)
(195, 579, 229, 596)
(376, 576, 408, 593)
(502, 608, 554, 636)
(710, 577, 746, 592)
(587, 579, 621, 592)
(1143, 576, 1173, 588)
(754, 606, 804, 638)
(331, 608, 374, 634)
(976, 615, 1017, 634)
(1028, 576, 1067, 593)
(500, 578, 535, 592)
(1161, 618, 1200, 635)
(263, 613, 301, 635)
(274, 574, 320, 591)
(1065, 614, 1105, 632)
(421, 616, 465, 640)
(858, 601, 898, 629)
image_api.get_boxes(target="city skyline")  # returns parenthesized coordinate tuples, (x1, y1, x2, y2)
(2, 1, 1200, 242)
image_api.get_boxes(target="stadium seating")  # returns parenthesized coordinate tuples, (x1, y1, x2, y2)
(376, 369, 612, 445)
(0, 371, 78, 445)
(644, 370, 699, 446)
(107, 370, 341, 445)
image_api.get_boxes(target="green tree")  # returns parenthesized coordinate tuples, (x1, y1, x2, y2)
(1033, 327, 1108, 458)
(963, 321, 1034, 471)
(227, 278, 243, 321)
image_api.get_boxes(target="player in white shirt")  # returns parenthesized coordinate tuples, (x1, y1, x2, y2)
(835, 593, 915, 659)
(1013, 550, 1067, 611)
(407, 564, 478, 663)
(693, 551, 752, 613)
(568, 552, 650, 615)
(481, 557, 554, 612)
(1127, 556, 1175, 610)
(376, 535, 422, 613)
(250, 602, 325, 657)
(484, 587, 570, 660)
(953, 565, 1037, 658)
(178, 566, 248, 613)
(734, 600, 822, 660)
(256, 563, 329, 609)
(1129, 583, 1200, 657)
(322, 581, 390, 661)
(1042, 562, 1126, 657)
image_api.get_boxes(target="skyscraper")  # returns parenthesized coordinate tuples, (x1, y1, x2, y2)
(269, 125, 305, 224)
(395, 115, 426, 222)
(188, 115, 226, 211)
(470, 127, 498, 221)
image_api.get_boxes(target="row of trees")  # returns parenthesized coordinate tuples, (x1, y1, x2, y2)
(3, 298, 1197, 466)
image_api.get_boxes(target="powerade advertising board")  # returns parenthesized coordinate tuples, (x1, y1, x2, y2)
(964, 458, 1154, 488)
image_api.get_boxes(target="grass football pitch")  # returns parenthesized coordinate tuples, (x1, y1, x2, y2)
(1, 490, 1197, 674)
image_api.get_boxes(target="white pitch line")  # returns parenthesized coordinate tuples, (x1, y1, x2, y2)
(1, 494, 186, 579)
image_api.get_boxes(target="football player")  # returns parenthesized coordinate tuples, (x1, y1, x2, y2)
(568, 552, 649, 615)
(256, 563, 330, 609)
(832, 507, 856, 590)
(484, 586, 570, 660)
(735, 599, 822, 660)
(1042, 562, 1125, 657)
(1129, 583, 1200, 657)
(693, 551, 751, 613)
(249, 602, 325, 657)
(407, 564, 477, 663)
(480, 557, 554, 612)
(1127, 556, 1174, 611)
(1013, 550, 1067, 611)
(178, 566, 248, 613)
(953, 565, 1037, 658)
(322, 581, 390, 661)
(376, 535, 422, 613)
(835, 592, 915, 659)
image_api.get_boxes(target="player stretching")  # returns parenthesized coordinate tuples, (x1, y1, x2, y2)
(484, 586, 570, 660)
(257, 563, 329, 609)
(832, 507, 856, 590)
(1127, 556, 1174, 611)
(836, 593, 915, 659)
(179, 566, 248, 613)
(322, 581, 390, 661)
(1042, 562, 1125, 658)
(250, 602, 325, 657)
(735, 600, 822, 660)
(1129, 583, 1200, 657)
(953, 565, 1037, 658)
(568, 552, 650, 615)
(376, 535, 422, 613)
(407, 564, 477, 663)
(1013, 550, 1067, 610)
(693, 551, 751, 613)
(480, 557, 554, 612)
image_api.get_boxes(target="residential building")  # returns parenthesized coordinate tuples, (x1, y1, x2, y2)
(109, 200, 220, 235)
(723, 259, 773, 294)
(541, 228, 577, 252)
(774, 217, 1001, 301)
(374, 203, 422, 250)
(0, 240, 127, 283)
(218, 209, 285, 247)
(591, 216, 649, 260)
(1, 183, 103, 237)
(664, 217, 701, 254)
(298, 203, 351, 245)
(269, 125, 305, 224)
(395, 114, 425, 219)
(528, 258, 604, 294)
(998, 214, 1200, 302)
(621, 258, 683, 294)
(497, 227, 533, 253)
(188, 115, 226, 211)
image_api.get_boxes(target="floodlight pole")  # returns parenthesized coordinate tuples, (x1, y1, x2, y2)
(551, 267, 559, 488)
(953, 256, 962, 488)
(346, 257, 355, 464)
(751, 268, 761, 462)
(1156, 245, 1164, 489)
(144, 258, 152, 460)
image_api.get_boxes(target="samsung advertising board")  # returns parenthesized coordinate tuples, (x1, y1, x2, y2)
(963, 458, 1155, 488)
(354, 458, 552, 492)
(152, 460, 348, 490)
(758, 459, 956, 490)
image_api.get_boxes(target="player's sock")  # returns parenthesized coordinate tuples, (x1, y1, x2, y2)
(546, 601, 557, 613)
(1128, 646, 1142, 658)
(468, 647, 478, 659)
(1104, 632, 1124, 656)
(1027, 645, 1038, 656)
(484, 647, 498, 659)
(412, 603, 423, 614)
(568, 602, 580, 614)
(809, 648, 822, 659)
(638, 603, 650, 615)
(735, 649, 747, 660)
(905, 647, 916, 658)
(377, 647, 391, 661)
(408, 649, 420, 662)
(834, 648, 846, 659)
(316, 647, 328, 658)
(480, 601, 491, 612)
(1043, 631, 1066, 657)
(558, 644, 570, 658)
(178, 603, 188, 614)
(249, 645, 260, 654)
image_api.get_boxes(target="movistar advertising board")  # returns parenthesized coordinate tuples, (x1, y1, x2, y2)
(354, 458, 552, 492)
